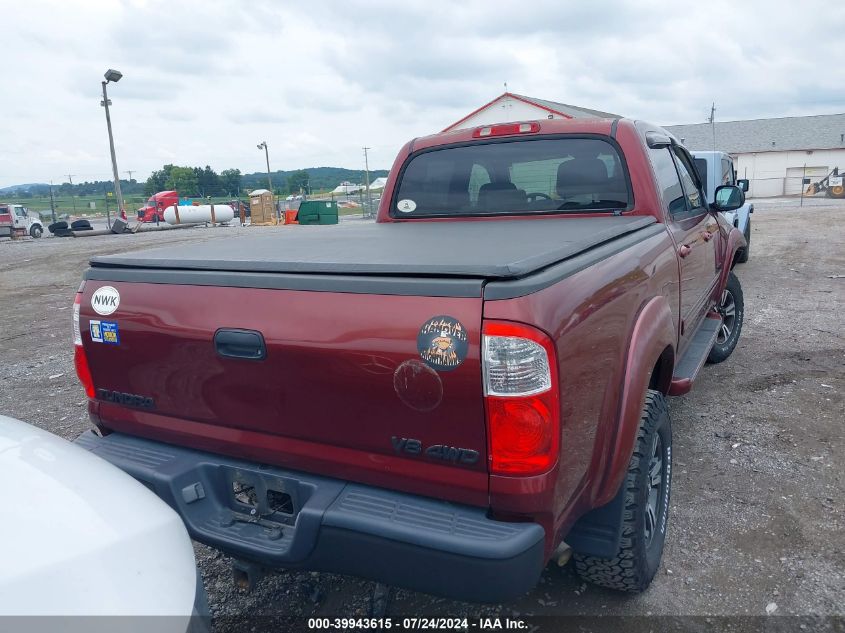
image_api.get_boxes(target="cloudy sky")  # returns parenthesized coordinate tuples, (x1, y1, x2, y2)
(1, 0, 843, 187)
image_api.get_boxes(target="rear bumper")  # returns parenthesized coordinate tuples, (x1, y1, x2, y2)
(75, 431, 545, 602)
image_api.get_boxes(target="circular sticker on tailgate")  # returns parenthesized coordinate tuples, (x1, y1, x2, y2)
(91, 285, 120, 316)
(417, 315, 468, 371)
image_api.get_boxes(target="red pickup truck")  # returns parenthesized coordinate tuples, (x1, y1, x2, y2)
(74, 118, 747, 602)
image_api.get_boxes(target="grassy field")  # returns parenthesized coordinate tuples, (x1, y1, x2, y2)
(2, 194, 248, 219)
(4, 191, 377, 221)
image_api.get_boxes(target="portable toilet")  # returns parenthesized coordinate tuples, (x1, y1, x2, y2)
(249, 189, 277, 225)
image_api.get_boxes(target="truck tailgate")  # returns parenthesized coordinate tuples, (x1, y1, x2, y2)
(80, 281, 489, 506)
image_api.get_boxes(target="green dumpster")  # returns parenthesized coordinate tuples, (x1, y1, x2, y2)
(297, 201, 338, 225)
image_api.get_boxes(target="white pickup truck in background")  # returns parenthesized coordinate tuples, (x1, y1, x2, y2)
(693, 151, 752, 263)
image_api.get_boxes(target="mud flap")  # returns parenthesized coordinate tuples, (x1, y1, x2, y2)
(565, 481, 626, 559)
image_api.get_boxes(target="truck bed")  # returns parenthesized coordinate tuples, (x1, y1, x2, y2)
(90, 216, 656, 279)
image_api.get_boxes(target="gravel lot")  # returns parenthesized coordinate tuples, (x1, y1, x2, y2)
(1, 202, 842, 628)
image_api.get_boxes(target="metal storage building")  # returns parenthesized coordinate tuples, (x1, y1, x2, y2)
(666, 114, 845, 198)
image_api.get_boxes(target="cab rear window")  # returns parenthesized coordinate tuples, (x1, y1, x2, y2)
(392, 138, 632, 217)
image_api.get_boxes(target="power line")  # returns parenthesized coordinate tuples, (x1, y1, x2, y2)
(708, 102, 716, 151)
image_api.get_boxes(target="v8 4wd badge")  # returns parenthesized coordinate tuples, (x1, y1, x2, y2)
(391, 436, 479, 465)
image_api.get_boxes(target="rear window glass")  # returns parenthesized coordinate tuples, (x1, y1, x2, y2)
(392, 138, 631, 217)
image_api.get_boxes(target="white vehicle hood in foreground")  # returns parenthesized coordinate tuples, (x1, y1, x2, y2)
(0, 415, 197, 617)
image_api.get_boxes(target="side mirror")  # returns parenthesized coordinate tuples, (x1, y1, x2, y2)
(737, 179, 749, 192)
(712, 185, 745, 212)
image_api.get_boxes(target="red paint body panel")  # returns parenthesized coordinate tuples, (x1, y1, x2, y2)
(484, 229, 679, 551)
(80, 283, 489, 507)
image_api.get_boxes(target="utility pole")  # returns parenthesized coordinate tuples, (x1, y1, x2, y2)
(124, 170, 134, 182)
(708, 102, 716, 151)
(103, 183, 111, 229)
(66, 174, 77, 214)
(363, 146, 372, 217)
(101, 69, 125, 219)
(49, 181, 57, 224)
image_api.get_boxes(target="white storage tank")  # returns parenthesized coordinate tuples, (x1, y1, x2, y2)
(163, 204, 234, 225)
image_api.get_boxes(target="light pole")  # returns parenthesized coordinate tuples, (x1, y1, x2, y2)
(257, 141, 276, 220)
(257, 141, 272, 192)
(363, 146, 372, 217)
(101, 68, 125, 219)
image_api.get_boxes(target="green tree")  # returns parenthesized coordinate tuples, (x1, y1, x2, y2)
(194, 165, 220, 197)
(145, 165, 174, 196)
(165, 166, 199, 195)
(220, 169, 242, 196)
(286, 169, 310, 194)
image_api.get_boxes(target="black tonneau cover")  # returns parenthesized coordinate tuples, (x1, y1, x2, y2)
(91, 216, 656, 279)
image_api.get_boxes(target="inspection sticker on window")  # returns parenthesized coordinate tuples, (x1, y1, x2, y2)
(90, 320, 120, 345)
(397, 199, 417, 213)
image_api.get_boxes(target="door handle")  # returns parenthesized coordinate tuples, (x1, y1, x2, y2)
(214, 329, 266, 360)
(701, 231, 713, 242)
(678, 244, 692, 258)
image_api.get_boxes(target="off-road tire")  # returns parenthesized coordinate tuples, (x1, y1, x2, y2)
(29, 224, 43, 238)
(707, 271, 744, 364)
(573, 390, 672, 592)
(736, 220, 750, 263)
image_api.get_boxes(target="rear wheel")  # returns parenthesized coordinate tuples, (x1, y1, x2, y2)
(573, 390, 672, 592)
(707, 271, 744, 364)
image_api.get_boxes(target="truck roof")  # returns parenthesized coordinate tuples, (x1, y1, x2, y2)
(410, 118, 620, 153)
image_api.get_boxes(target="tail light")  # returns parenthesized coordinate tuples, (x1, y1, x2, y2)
(483, 321, 559, 476)
(73, 291, 95, 398)
(473, 122, 541, 138)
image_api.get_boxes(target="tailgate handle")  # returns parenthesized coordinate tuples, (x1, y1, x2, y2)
(214, 329, 266, 361)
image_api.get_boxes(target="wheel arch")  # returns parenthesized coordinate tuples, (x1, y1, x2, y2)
(593, 295, 675, 507)
(725, 225, 746, 273)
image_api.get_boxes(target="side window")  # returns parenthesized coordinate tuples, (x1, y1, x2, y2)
(721, 158, 734, 186)
(468, 164, 491, 204)
(694, 158, 708, 188)
(671, 149, 705, 212)
(649, 148, 687, 216)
